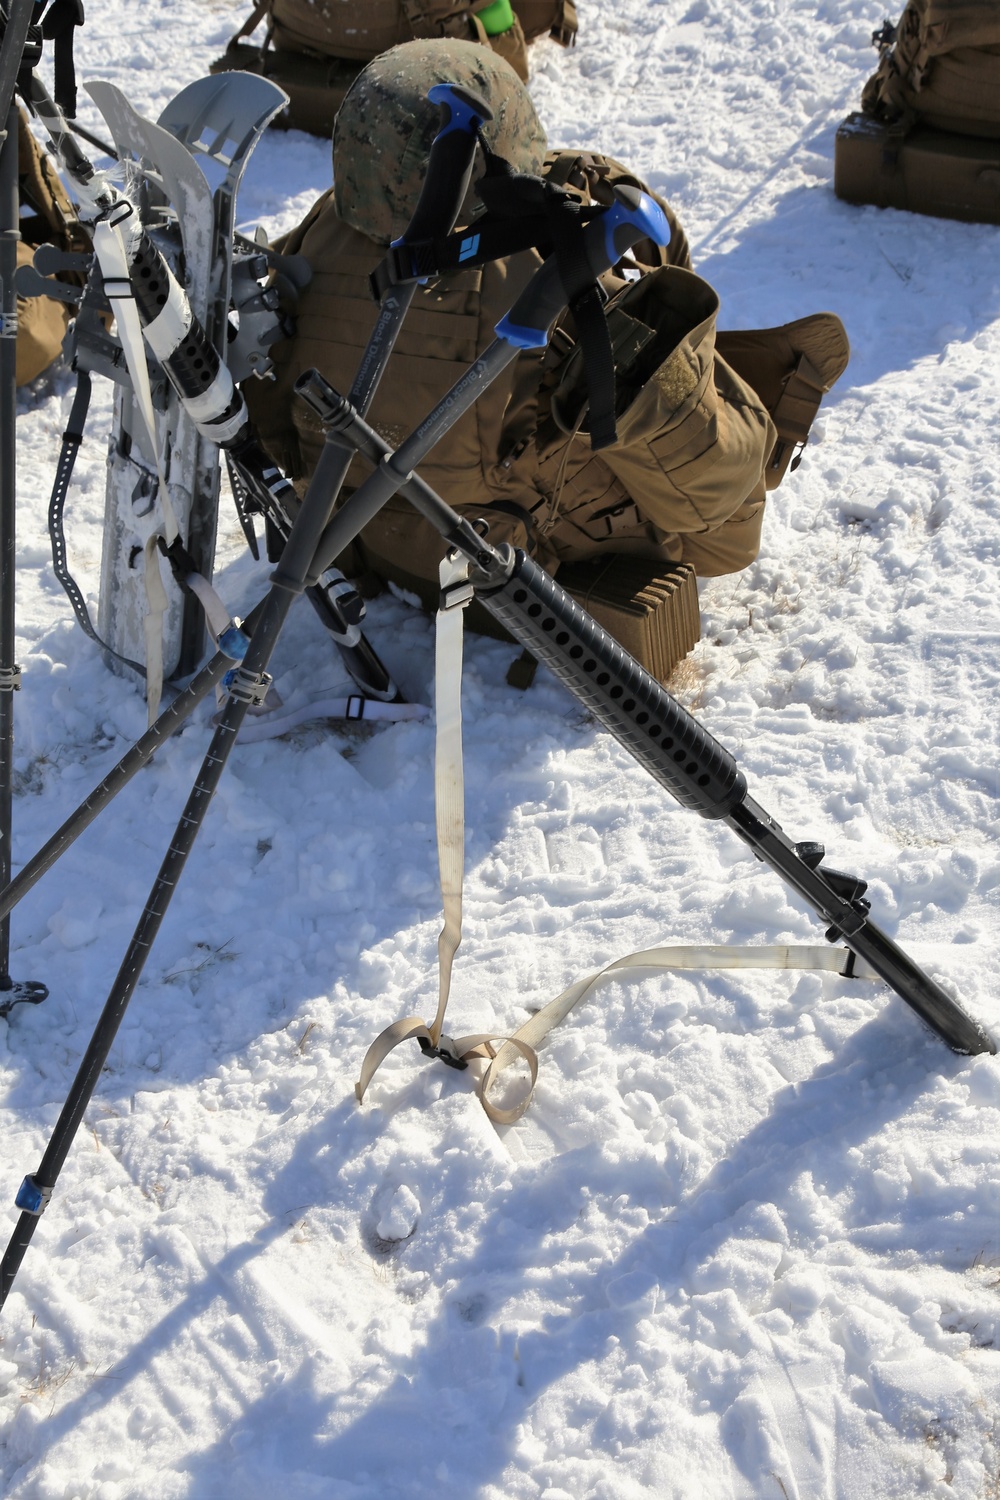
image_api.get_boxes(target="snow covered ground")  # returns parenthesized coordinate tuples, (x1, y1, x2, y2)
(2, 0, 999, 1493)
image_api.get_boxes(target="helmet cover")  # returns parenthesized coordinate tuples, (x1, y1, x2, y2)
(333, 38, 548, 244)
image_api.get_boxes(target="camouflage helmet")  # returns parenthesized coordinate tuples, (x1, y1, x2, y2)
(333, 39, 548, 245)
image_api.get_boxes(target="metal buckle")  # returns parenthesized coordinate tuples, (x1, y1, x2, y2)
(439, 580, 475, 612)
(228, 667, 273, 707)
(418, 1034, 469, 1071)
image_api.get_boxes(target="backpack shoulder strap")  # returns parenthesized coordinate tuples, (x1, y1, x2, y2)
(229, 0, 273, 47)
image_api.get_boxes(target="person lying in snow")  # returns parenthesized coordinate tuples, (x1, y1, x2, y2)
(245, 40, 850, 675)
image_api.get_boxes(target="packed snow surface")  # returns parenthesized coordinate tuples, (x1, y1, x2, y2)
(2, 0, 999, 1494)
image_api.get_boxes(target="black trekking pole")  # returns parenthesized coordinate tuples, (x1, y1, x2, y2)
(296, 382, 996, 1061)
(0, 79, 502, 1312)
(0, 614, 252, 927)
(0, 0, 34, 139)
(0, 2, 47, 1014)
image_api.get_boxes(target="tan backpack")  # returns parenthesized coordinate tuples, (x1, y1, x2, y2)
(265, 0, 573, 55)
(861, 0, 1000, 137)
(213, 0, 537, 134)
(247, 148, 846, 588)
(15, 113, 88, 386)
(18, 108, 89, 257)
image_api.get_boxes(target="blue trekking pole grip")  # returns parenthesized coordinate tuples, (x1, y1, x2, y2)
(395, 83, 492, 250)
(495, 184, 670, 349)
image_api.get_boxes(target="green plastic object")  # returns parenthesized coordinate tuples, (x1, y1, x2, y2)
(477, 0, 516, 35)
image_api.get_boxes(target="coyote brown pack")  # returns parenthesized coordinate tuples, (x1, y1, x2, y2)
(245, 42, 849, 675)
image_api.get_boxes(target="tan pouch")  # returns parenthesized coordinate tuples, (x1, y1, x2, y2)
(716, 313, 849, 490)
(543, 266, 774, 540)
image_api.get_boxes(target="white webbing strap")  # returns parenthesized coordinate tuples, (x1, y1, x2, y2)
(94, 215, 178, 544)
(476, 943, 881, 1123)
(222, 694, 429, 743)
(430, 551, 471, 1047)
(93, 210, 239, 721)
(356, 553, 543, 1117)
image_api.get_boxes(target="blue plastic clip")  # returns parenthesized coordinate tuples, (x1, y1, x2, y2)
(218, 624, 250, 662)
(494, 318, 549, 350)
(15, 1175, 51, 1216)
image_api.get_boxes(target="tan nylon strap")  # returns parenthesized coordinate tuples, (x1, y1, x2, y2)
(772, 353, 825, 445)
(357, 942, 880, 1125)
(766, 352, 827, 486)
(231, 0, 272, 45)
(354, 1021, 538, 1125)
(475, 943, 882, 1123)
(355, 553, 485, 1106)
(355, 1016, 436, 1101)
(430, 552, 470, 1046)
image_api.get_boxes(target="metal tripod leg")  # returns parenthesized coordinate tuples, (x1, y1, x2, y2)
(0, 426, 361, 1310)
